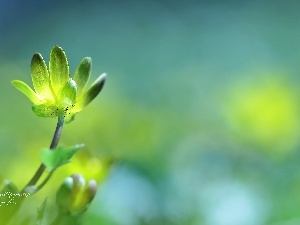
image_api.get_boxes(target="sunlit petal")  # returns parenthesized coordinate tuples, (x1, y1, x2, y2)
(73, 57, 91, 97)
(49, 46, 70, 95)
(57, 79, 77, 108)
(11, 80, 40, 104)
(31, 53, 54, 101)
(73, 73, 106, 113)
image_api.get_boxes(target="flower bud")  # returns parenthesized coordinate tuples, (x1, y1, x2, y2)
(56, 174, 97, 215)
(56, 177, 74, 213)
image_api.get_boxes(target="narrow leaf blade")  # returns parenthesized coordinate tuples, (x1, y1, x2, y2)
(36, 198, 48, 225)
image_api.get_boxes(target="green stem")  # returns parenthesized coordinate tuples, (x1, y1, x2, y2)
(49, 115, 65, 149)
(21, 115, 64, 193)
(35, 170, 54, 192)
(1, 116, 65, 225)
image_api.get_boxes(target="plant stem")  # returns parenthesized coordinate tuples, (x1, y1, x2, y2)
(35, 170, 54, 192)
(49, 115, 65, 149)
(21, 115, 64, 193)
(1, 116, 65, 225)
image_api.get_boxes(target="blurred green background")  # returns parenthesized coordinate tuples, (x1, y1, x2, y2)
(1, 0, 300, 224)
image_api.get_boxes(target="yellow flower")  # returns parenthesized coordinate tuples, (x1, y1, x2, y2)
(11, 45, 106, 123)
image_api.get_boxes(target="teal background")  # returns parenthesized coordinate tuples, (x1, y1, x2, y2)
(1, 0, 300, 224)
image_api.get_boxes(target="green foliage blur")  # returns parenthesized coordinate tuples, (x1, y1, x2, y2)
(1, 0, 300, 224)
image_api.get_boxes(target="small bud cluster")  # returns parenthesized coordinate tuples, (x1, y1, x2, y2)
(56, 174, 97, 215)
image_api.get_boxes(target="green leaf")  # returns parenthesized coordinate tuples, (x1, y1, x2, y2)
(0, 180, 18, 195)
(0, 180, 22, 224)
(73, 73, 106, 113)
(36, 198, 47, 225)
(31, 53, 54, 101)
(41, 144, 84, 172)
(11, 80, 40, 104)
(49, 46, 70, 95)
(73, 57, 92, 97)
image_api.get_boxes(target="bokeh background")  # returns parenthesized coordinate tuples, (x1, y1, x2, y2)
(1, 0, 300, 224)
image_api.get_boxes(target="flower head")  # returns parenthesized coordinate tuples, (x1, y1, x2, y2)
(11, 45, 106, 123)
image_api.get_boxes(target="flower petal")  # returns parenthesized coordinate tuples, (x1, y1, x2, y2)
(73, 57, 91, 97)
(73, 73, 106, 113)
(49, 46, 70, 95)
(57, 79, 77, 107)
(11, 80, 40, 104)
(32, 104, 58, 117)
(31, 53, 54, 101)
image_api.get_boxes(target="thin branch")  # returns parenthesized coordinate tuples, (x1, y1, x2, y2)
(21, 115, 64, 193)
(34, 170, 54, 193)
